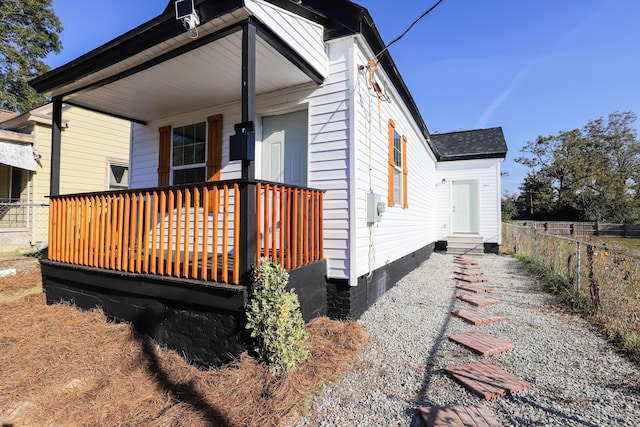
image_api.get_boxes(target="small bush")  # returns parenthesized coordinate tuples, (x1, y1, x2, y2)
(246, 258, 310, 376)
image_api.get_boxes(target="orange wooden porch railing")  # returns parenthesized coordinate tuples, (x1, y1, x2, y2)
(48, 180, 324, 285)
(255, 182, 324, 270)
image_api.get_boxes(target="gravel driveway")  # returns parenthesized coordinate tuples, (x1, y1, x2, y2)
(295, 252, 640, 426)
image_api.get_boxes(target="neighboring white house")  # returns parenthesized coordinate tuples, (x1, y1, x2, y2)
(31, 0, 506, 321)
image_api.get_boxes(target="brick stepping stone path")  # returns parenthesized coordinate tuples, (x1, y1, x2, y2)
(448, 330, 515, 356)
(419, 404, 500, 427)
(455, 267, 483, 276)
(454, 259, 478, 267)
(451, 308, 504, 325)
(455, 283, 492, 293)
(455, 256, 477, 262)
(429, 255, 533, 425)
(445, 360, 531, 401)
(456, 294, 500, 307)
(454, 273, 487, 283)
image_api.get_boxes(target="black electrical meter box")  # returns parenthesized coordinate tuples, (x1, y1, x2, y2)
(229, 121, 255, 161)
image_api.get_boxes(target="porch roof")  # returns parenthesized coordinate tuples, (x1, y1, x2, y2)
(30, 2, 327, 124)
(30, 0, 433, 146)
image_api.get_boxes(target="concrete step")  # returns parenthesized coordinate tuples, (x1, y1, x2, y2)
(447, 234, 484, 255)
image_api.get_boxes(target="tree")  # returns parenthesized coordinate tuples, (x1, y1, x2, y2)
(516, 112, 640, 222)
(0, 0, 62, 112)
(518, 173, 558, 219)
(501, 192, 518, 221)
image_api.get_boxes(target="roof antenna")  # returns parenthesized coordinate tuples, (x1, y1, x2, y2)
(175, 0, 200, 33)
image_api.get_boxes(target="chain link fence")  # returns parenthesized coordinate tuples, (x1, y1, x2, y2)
(0, 201, 49, 258)
(504, 222, 640, 360)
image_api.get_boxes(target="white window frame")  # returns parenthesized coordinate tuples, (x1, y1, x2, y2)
(171, 122, 207, 186)
(392, 129, 403, 207)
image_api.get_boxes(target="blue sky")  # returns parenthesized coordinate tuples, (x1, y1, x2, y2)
(45, 0, 640, 196)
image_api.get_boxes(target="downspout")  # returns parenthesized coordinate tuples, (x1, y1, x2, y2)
(347, 38, 358, 288)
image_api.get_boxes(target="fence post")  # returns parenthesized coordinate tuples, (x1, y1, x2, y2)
(575, 241, 581, 294)
(570, 223, 574, 236)
(587, 244, 600, 310)
(533, 226, 538, 260)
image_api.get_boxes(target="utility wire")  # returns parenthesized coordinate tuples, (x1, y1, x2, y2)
(375, 0, 445, 60)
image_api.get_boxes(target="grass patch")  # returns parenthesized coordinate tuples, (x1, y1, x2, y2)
(587, 237, 640, 255)
(517, 253, 640, 364)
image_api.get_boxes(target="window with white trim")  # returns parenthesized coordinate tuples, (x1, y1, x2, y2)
(172, 122, 206, 185)
(388, 119, 408, 208)
(392, 129, 403, 206)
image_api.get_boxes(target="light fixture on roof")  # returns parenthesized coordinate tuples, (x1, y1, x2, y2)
(175, 0, 200, 32)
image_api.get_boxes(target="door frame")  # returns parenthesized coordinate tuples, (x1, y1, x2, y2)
(259, 108, 309, 186)
(451, 179, 479, 234)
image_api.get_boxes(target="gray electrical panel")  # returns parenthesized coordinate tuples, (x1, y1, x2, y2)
(366, 192, 385, 223)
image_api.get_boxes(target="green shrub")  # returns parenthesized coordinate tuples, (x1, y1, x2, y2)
(246, 258, 310, 376)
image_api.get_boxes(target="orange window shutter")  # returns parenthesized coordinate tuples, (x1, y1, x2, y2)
(158, 126, 172, 186)
(387, 119, 395, 206)
(206, 114, 223, 182)
(402, 135, 408, 208)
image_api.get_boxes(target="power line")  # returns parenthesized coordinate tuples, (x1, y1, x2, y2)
(375, 0, 446, 60)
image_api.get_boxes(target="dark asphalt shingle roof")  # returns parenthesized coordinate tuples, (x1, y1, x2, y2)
(431, 127, 508, 161)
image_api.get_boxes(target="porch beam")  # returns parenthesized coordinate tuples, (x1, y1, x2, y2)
(252, 17, 324, 85)
(50, 97, 63, 196)
(239, 21, 257, 284)
(64, 100, 147, 126)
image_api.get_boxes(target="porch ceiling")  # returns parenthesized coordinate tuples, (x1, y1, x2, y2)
(62, 30, 314, 124)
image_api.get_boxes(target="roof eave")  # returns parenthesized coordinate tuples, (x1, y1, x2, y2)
(439, 152, 507, 162)
(0, 129, 35, 144)
(357, 9, 433, 148)
(30, 0, 245, 95)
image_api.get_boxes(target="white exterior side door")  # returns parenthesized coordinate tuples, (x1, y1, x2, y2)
(452, 180, 479, 233)
(262, 110, 308, 186)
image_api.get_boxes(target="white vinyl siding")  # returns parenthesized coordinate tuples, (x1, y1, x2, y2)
(129, 33, 441, 282)
(244, 0, 327, 78)
(129, 39, 350, 279)
(436, 158, 502, 244)
(352, 37, 437, 281)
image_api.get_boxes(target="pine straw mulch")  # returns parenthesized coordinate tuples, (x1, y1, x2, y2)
(0, 270, 42, 293)
(0, 293, 368, 426)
